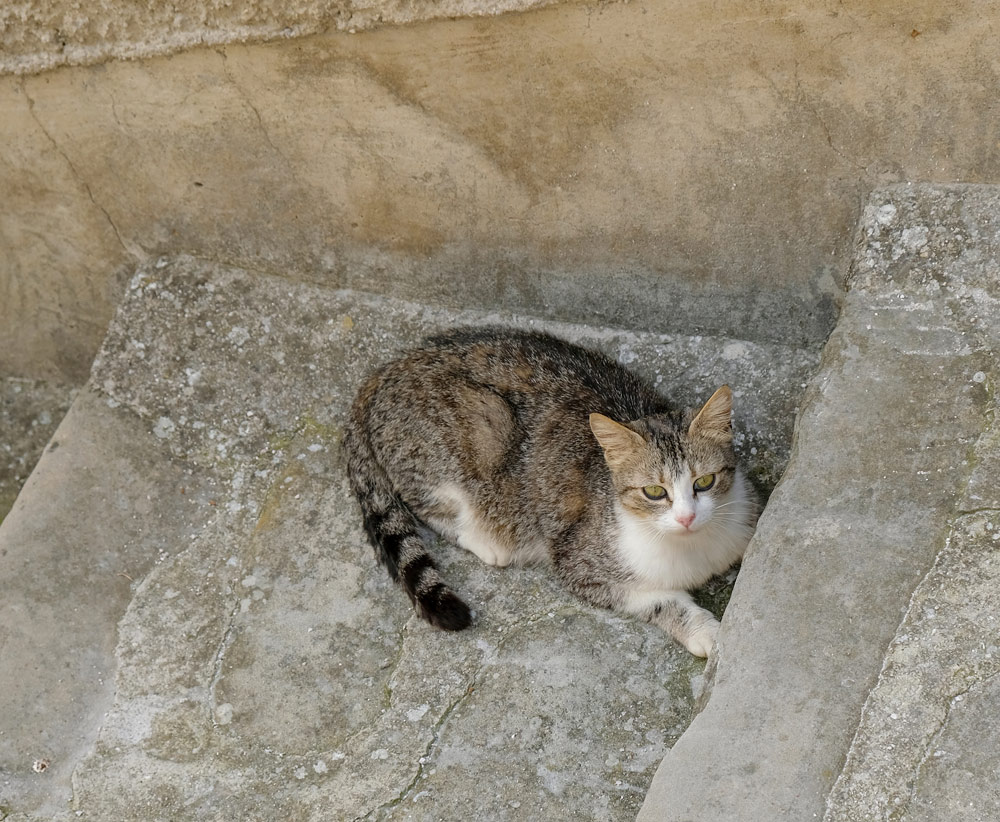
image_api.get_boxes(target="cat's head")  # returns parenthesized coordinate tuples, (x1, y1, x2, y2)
(589, 386, 738, 536)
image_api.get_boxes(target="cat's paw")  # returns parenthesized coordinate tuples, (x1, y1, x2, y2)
(683, 618, 720, 658)
(462, 539, 513, 567)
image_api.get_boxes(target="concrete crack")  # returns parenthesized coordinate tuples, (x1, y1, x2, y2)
(905, 666, 1000, 819)
(207, 590, 242, 725)
(107, 88, 127, 132)
(956, 506, 1000, 517)
(790, 60, 867, 174)
(378, 616, 412, 710)
(354, 605, 572, 821)
(20, 78, 143, 261)
(216, 48, 296, 173)
(356, 684, 472, 822)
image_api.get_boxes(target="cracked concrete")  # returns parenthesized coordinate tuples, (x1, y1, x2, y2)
(821, 187, 1000, 822)
(824, 510, 1000, 822)
(19, 80, 141, 262)
(0, 255, 814, 820)
(638, 184, 1000, 821)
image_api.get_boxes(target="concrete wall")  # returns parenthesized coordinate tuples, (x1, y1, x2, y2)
(3, 0, 999, 381)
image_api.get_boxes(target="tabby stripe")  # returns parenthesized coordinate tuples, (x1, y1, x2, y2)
(401, 553, 436, 595)
(377, 529, 405, 564)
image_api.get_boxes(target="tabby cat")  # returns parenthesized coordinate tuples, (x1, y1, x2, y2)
(342, 327, 757, 656)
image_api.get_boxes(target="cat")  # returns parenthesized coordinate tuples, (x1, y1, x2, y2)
(342, 327, 758, 657)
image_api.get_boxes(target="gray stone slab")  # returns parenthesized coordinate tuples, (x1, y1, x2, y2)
(0, 255, 815, 820)
(0, 387, 219, 818)
(0, 377, 76, 522)
(822, 187, 1000, 822)
(824, 513, 1000, 822)
(638, 184, 998, 821)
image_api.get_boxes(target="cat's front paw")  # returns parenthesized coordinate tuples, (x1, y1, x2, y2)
(683, 618, 720, 658)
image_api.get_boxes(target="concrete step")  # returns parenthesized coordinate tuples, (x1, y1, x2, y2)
(638, 184, 1000, 821)
(0, 378, 76, 523)
(8, 183, 994, 822)
(0, 257, 815, 820)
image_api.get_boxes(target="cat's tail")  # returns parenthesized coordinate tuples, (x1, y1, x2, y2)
(342, 419, 472, 632)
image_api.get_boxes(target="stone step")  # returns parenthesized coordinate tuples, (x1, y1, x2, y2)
(638, 184, 1000, 821)
(0, 377, 76, 524)
(10, 184, 993, 822)
(0, 257, 815, 820)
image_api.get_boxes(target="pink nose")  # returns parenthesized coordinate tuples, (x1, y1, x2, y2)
(675, 511, 695, 529)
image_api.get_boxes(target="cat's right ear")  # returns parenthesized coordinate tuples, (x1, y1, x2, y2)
(589, 413, 645, 468)
(688, 385, 733, 442)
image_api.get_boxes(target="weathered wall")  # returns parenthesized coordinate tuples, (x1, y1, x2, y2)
(3, 1, 1000, 380)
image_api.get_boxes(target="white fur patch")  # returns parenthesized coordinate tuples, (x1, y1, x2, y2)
(427, 483, 515, 567)
(615, 471, 755, 591)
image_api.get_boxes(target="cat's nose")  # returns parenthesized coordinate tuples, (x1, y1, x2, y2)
(675, 511, 695, 529)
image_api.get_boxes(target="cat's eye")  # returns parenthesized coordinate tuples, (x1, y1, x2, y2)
(693, 474, 716, 492)
(642, 485, 669, 501)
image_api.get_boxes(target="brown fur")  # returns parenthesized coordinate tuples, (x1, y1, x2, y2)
(342, 327, 757, 654)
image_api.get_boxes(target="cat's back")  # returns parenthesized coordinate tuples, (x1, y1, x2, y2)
(411, 327, 663, 416)
(350, 327, 670, 477)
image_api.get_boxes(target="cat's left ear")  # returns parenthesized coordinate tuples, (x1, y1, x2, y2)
(689, 385, 733, 442)
(590, 413, 645, 468)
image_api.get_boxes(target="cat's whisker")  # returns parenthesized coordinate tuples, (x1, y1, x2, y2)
(709, 512, 753, 523)
(712, 499, 756, 512)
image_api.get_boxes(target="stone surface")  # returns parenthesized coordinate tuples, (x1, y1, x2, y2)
(6, 185, 1000, 821)
(8, 2, 1000, 381)
(0, 387, 220, 818)
(824, 514, 1000, 822)
(822, 185, 1000, 822)
(0, 377, 76, 523)
(638, 184, 1000, 820)
(0, 255, 814, 820)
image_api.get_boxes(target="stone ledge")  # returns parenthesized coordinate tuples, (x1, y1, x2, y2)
(638, 184, 1000, 821)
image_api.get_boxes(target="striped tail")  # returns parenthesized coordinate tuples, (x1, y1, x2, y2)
(342, 423, 472, 632)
